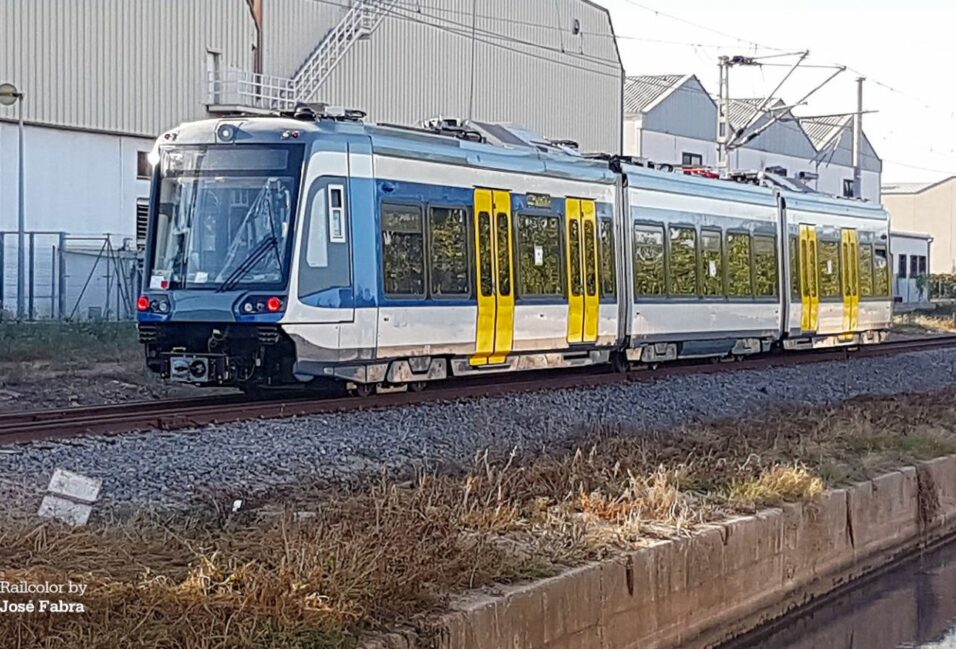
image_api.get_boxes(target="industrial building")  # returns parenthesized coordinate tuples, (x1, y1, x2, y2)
(884, 178, 956, 275)
(622, 74, 883, 204)
(0, 0, 623, 319)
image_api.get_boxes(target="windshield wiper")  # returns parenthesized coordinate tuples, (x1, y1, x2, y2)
(216, 235, 279, 293)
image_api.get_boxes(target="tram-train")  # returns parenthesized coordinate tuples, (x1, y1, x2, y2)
(137, 105, 892, 392)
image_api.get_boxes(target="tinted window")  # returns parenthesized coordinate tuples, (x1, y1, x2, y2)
(496, 213, 512, 297)
(789, 235, 800, 299)
(726, 232, 753, 297)
(634, 223, 665, 297)
(753, 234, 778, 297)
(569, 220, 583, 297)
(668, 226, 698, 296)
(584, 220, 598, 297)
(478, 212, 494, 297)
(382, 204, 424, 296)
(599, 219, 616, 297)
(859, 244, 874, 298)
(818, 240, 841, 298)
(874, 247, 890, 296)
(700, 229, 723, 296)
(517, 215, 562, 296)
(429, 207, 469, 297)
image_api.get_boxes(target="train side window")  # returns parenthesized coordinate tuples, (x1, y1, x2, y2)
(299, 183, 351, 299)
(328, 185, 346, 243)
(726, 231, 753, 297)
(477, 212, 494, 297)
(569, 219, 583, 297)
(381, 204, 425, 297)
(517, 214, 562, 296)
(668, 226, 698, 296)
(753, 234, 778, 297)
(858, 244, 875, 298)
(789, 235, 800, 299)
(599, 218, 616, 297)
(700, 229, 723, 296)
(818, 240, 841, 298)
(633, 223, 665, 297)
(428, 206, 470, 297)
(873, 246, 890, 296)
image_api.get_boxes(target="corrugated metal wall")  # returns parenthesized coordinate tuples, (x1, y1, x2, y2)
(0, 0, 622, 151)
(265, 0, 623, 153)
(0, 0, 256, 136)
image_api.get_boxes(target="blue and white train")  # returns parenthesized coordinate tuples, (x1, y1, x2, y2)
(137, 106, 892, 392)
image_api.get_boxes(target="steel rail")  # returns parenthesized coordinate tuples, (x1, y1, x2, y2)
(2, 334, 955, 446)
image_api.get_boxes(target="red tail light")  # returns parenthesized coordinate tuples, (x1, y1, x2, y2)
(137, 296, 150, 312)
(266, 297, 284, 313)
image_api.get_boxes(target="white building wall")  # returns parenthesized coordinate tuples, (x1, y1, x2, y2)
(630, 129, 715, 166)
(891, 232, 932, 304)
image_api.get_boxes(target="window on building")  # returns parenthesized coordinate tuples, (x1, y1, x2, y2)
(599, 219, 616, 297)
(919, 255, 928, 276)
(135, 198, 149, 251)
(382, 204, 425, 296)
(634, 223, 665, 297)
(874, 246, 890, 296)
(681, 152, 703, 167)
(428, 207, 469, 297)
(910, 255, 921, 278)
(726, 232, 753, 297)
(858, 244, 875, 298)
(753, 234, 778, 297)
(517, 214, 562, 296)
(843, 179, 855, 198)
(898, 254, 908, 279)
(700, 229, 723, 296)
(136, 151, 152, 180)
(668, 226, 698, 296)
(818, 240, 841, 298)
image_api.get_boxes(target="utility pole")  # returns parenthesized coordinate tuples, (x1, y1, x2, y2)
(0, 82, 25, 320)
(716, 56, 733, 176)
(852, 76, 865, 199)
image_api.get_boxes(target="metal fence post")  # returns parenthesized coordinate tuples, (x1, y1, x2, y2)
(50, 245, 56, 318)
(27, 231, 35, 320)
(57, 232, 67, 319)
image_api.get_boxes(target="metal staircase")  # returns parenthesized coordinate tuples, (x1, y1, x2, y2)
(293, 0, 397, 102)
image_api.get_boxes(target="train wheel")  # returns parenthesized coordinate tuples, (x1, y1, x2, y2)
(409, 381, 428, 393)
(611, 353, 629, 374)
(351, 383, 375, 398)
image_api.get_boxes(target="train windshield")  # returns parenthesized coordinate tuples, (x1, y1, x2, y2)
(148, 144, 305, 291)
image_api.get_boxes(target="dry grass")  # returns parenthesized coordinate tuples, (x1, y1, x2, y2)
(4, 389, 956, 648)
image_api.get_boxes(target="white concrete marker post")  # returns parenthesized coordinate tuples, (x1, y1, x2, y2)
(38, 469, 102, 526)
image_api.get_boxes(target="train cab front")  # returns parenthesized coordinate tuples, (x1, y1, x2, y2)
(136, 125, 306, 388)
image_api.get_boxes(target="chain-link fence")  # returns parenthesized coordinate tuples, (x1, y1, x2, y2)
(0, 231, 141, 322)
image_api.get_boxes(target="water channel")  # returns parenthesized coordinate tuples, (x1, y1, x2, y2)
(722, 538, 956, 648)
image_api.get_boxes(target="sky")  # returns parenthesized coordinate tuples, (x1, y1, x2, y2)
(592, 0, 956, 183)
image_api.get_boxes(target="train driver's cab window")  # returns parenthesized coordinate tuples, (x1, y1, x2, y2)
(299, 182, 351, 298)
(633, 223, 665, 297)
(818, 239, 841, 298)
(517, 214, 562, 296)
(382, 204, 425, 297)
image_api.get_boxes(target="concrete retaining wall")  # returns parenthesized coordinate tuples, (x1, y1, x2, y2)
(369, 455, 956, 649)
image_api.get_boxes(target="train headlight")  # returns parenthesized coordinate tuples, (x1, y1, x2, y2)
(266, 297, 284, 313)
(137, 296, 150, 312)
(137, 294, 171, 315)
(217, 124, 237, 142)
(236, 295, 286, 317)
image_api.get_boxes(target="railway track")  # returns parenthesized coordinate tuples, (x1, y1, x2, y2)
(2, 334, 955, 446)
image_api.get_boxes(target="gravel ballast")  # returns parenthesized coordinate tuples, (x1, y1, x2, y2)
(2, 349, 955, 518)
